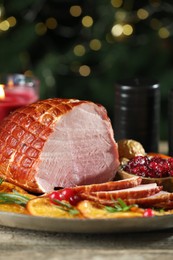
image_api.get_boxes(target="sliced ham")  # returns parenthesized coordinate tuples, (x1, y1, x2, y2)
(73, 176, 142, 193)
(0, 98, 119, 193)
(89, 183, 162, 200)
(81, 190, 173, 209)
(124, 191, 173, 209)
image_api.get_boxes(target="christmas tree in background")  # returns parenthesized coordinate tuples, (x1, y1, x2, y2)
(0, 0, 173, 139)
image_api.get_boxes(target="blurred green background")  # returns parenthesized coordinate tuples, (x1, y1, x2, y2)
(0, 0, 173, 140)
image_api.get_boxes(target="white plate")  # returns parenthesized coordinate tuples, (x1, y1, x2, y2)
(0, 212, 173, 233)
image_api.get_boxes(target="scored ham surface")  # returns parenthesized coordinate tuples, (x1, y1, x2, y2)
(0, 98, 119, 193)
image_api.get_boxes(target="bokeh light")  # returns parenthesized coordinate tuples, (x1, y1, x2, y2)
(70, 5, 82, 17)
(79, 65, 91, 76)
(137, 8, 149, 20)
(111, 24, 123, 37)
(111, 0, 123, 8)
(158, 27, 170, 39)
(0, 20, 9, 31)
(89, 39, 102, 51)
(7, 16, 16, 27)
(35, 23, 47, 35)
(73, 44, 86, 56)
(46, 17, 58, 30)
(82, 16, 93, 27)
(123, 24, 133, 36)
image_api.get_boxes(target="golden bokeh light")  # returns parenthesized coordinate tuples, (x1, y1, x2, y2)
(82, 16, 93, 27)
(158, 27, 170, 39)
(7, 16, 17, 27)
(137, 9, 149, 20)
(111, 0, 123, 8)
(89, 39, 102, 51)
(46, 17, 58, 29)
(73, 44, 86, 56)
(123, 24, 133, 36)
(111, 24, 123, 37)
(79, 65, 91, 76)
(0, 20, 10, 31)
(35, 23, 47, 35)
(70, 5, 82, 17)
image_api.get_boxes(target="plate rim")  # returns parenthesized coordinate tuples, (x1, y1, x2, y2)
(0, 211, 173, 233)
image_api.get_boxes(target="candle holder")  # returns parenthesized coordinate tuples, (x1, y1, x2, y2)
(0, 74, 40, 121)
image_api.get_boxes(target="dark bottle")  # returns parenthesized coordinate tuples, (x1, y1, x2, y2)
(114, 78, 160, 153)
(168, 88, 173, 156)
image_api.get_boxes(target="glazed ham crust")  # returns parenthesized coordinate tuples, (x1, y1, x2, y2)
(0, 98, 119, 193)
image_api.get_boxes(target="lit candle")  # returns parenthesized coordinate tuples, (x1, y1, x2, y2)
(0, 74, 39, 121)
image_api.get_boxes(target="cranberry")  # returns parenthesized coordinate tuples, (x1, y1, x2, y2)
(143, 208, 154, 217)
(124, 155, 173, 178)
(49, 188, 81, 206)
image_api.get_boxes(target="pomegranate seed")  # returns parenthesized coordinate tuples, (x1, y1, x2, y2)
(143, 208, 154, 217)
(124, 155, 173, 178)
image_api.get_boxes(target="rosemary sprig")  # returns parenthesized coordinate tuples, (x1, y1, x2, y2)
(0, 178, 4, 185)
(105, 198, 137, 213)
(0, 191, 30, 206)
(53, 199, 80, 215)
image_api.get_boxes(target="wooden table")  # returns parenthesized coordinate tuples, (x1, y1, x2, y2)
(0, 141, 172, 260)
(0, 225, 173, 260)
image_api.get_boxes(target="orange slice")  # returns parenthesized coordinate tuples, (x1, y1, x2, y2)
(0, 203, 28, 214)
(77, 200, 144, 218)
(27, 197, 82, 218)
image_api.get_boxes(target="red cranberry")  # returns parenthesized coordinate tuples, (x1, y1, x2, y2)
(49, 188, 81, 206)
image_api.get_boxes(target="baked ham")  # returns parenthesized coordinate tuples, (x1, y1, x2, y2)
(0, 98, 119, 193)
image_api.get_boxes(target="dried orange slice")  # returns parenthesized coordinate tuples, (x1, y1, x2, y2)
(27, 197, 82, 218)
(0, 203, 28, 214)
(77, 200, 144, 219)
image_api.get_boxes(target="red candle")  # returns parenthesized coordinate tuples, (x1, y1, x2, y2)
(0, 83, 39, 121)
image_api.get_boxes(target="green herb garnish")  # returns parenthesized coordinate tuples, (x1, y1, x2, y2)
(53, 199, 80, 215)
(105, 198, 137, 213)
(0, 191, 30, 206)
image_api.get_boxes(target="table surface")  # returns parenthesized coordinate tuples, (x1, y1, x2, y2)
(0, 141, 172, 260)
(1, 225, 173, 260)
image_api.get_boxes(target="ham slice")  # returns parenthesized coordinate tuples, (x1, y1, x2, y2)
(73, 176, 142, 193)
(82, 190, 173, 209)
(124, 191, 173, 209)
(0, 98, 119, 193)
(89, 183, 162, 200)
